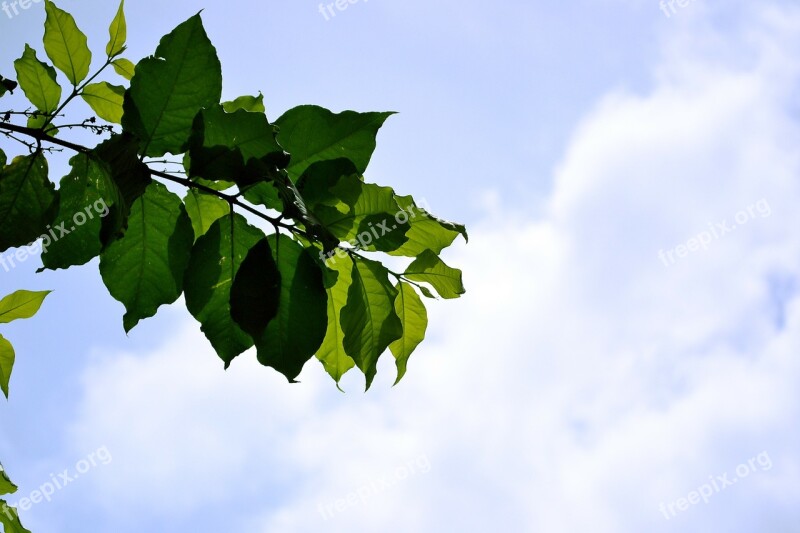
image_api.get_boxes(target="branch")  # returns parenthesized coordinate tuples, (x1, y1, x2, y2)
(0, 121, 312, 239)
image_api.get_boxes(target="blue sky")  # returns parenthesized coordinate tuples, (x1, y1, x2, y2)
(1, 0, 800, 531)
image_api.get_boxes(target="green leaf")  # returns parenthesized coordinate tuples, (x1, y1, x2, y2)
(122, 13, 222, 157)
(0, 290, 50, 324)
(0, 334, 15, 399)
(0, 500, 30, 533)
(389, 282, 427, 384)
(296, 158, 362, 211)
(229, 238, 280, 340)
(81, 82, 125, 124)
(93, 133, 152, 214)
(187, 104, 288, 187)
(242, 182, 282, 211)
(41, 153, 119, 270)
(253, 234, 328, 382)
(0, 466, 18, 496)
(106, 0, 127, 57)
(99, 182, 194, 332)
(0, 153, 58, 253)
(316, 257, 356, 385)
(183, 190, 230, 241)
(13, 44, 62, 113)
(43, 0, 92, 85)
(388, 195, 468, 257)
(314, 182, 410, 252)
(222, 93, 265, 113)
(111, 58, 135, 80)
(183, 214, 264, 366)
(404, 250, 465, 299)
(25, 112, 58, 136)
(275, 105, 394, 180)
(340, 257, 403, 389)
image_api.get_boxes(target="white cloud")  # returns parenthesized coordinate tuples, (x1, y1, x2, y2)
(66, 5, 800, 532)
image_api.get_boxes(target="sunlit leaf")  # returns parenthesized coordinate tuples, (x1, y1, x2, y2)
(13, 45, 61, 113)
(404, 250, 465, 299)
(111, 58, 135, 80)
(183, 189, 230, 241)
(43, 0, 92, 85)
(81, 82, 125, 124)
(389, 282, 427, 384)
(106, 0, 127, 57)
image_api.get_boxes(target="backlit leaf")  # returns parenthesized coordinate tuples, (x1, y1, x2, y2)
(13, 45, 61, 113)
(389, 282, 427, 384)
(81, 82, 125, 124)
(43, 0, 92, 85)
(404, 250, 465, 299)
(106, 0, 127, 57)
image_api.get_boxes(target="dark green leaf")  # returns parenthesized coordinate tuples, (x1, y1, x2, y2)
(275, 105, 394, 180)
(13, 44, 62, 113)
(296, 158, 362, 211)
(0, 76, 17, 98)
(43, 0, 92, 85)
(188, 104, 288, 187)
(404, 250, 465, 299)
(229, 238, 280, 340)
(41, 153, 119, 270)
(183, 214, 264, 366)
(389, 282, 427, 384)
(315, 182, 409, 252)
(340, 257, 403, 389)
(242, 182, 282, 211)
(122, 13, 222, 156)
(0, 153, 58, 253)
(253, 234, 328, 382)
(99, 181, 194, 332)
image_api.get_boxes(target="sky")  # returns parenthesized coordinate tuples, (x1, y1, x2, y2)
(1, 0, 800, 531)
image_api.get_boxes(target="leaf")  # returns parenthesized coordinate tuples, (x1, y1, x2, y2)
(183, 189, 229, 241)
(122, 13, 222, 157)
(242, 182, 282, 211)
(111, 58, 135, 80)
(275, 105, 394, 180)
(229, 238, 280, 340)
(99, 182, 194, 332)
(13, 44, 62, 113)
(183, 214, 264, 366)
(404, 250, 465, 299)
(222, 93, 265, 113)
(93, 133, 152, 213)
(25, 112, 58, 136)
(81, 82, 125, 124)
(388, 195, 468, 257)
(389, 282, 427, 384)
(0, 334, 15, 399)
(0, 290, 50, 325)
(0, 153, 58, 254)
(106, 0, 127, 57)
(40, 153, 119, 270)
(0, 76, 17, 98)
(316, 257, 356, 385)
(314, 182, 410, 252)
(187, 104, 288, 187)
(0, 466, 18, 496)
(253, 234, 328, 382)
(0, 500, 30, 533)
(296, 158, 362, 211)
(340, 257, 403, 389)
(43, 0, 92, 85)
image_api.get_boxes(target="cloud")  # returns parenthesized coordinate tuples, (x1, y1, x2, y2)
(66, 4, 800, 532)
